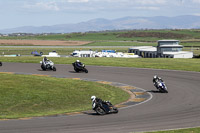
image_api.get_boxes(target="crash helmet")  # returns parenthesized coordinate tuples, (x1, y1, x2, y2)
(44, 57, 47, 61)
(76, 60, 80, 62)
(153, 75, 158, 79)
(91, 96, 96, 101)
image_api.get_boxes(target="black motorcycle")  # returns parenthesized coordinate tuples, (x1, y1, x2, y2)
(92, 101, 118, 115)
(0, 62, 2, 66)
(72, 63, 88, 73)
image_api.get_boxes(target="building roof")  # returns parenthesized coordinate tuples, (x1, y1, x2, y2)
(139, 47, 157, 52)
(129, 46, 154, 50)
(158, 40, 179, 42)
(159, 45, 183, 48)
(163, 51, 193, 55)
(129, 46, 156, 52)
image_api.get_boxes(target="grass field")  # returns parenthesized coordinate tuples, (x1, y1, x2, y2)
(0, 57, 200, 72)
(84, 41, 155, 46)
(144, 127, 200, 133)
(1, 30, 200, 46)
(0, 73, 129, 119)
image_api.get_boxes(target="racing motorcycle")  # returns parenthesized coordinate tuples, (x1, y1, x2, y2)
(155, 81, 168, 93)
(72, 63, 88, 73)
(0, 62, 2, 66)
(40, 58, 56, 71)
(92, 101, 118, 115)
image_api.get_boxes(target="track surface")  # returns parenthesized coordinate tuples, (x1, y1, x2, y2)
(0, 62, 200, 133)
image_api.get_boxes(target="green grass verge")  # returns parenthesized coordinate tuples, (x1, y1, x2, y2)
(0, 73, 129, 119)
(144, 127, 200, 133)
(0, 57, 200, 72)
(84, 41, 156, 46)
(1, 29, 200, 46)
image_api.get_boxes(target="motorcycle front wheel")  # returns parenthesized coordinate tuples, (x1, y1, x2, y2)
(84, 68, 88, 73)
(53, 67, 56, 71)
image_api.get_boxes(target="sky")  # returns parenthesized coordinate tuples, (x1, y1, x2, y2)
(0, 0, 200, 30)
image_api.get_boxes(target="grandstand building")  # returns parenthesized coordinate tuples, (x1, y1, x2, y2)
(128, 40, 193, 58)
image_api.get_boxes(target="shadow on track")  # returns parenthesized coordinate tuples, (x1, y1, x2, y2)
(68, 71, 77, 73)
(147, 90, 163, 93)
(82, 112, 98, 116)
(68, 71, 88, 73)
(37, 69, 56, 71)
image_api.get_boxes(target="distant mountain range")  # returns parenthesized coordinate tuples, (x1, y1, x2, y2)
(1, 15, 200, 34)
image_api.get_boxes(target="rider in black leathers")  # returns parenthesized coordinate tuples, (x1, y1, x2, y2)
(91, 96, 110, 111)
(153, 75, 163, 88)
(74, 60, 83, 68)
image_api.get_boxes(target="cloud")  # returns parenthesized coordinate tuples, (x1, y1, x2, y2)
(193, 13, 200, 16)
(24, 1, 60, 11)
(135, 0, 166, 5)
(61, 0, 167, 4)
(192, 0, 200, 3)
(67, 0, 89, 2)
(22, 0, 190, 13)
(135, 6, 160, 10)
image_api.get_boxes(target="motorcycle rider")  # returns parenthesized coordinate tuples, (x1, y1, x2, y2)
(74, 60, 83, 68)
(91, 96, 109, 111)
(42, 56, 52, 68)
(44, 56, 47, 61)
(43, 57, 49, 64)
(153, 75, 163, 88)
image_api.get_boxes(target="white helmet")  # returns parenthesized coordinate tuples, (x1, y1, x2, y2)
(91, 96, 96, 101)
(153, 75, 158, 79)
(76, 60, 80, 62)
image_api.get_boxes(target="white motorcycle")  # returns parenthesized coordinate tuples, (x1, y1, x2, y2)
(156, 81, 168, 93)
(40, 58, 56, 71)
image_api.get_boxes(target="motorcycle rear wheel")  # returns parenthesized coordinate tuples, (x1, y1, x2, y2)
(95, 107, 106, 115)
(74, 68, 79, 72)
(41, 65, 46, 71)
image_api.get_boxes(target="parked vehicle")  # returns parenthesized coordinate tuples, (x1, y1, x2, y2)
(72, 61, 88, 73)
(31, 51, 43, 56)
(40, 57, 56, 71)
(0, 62, 2, 66)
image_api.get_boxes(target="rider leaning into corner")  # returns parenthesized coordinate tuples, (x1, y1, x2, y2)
(74, 60, 83, 68)
(153, 75, 164, 88)
(91, 96, 109, 110)
(43, 57, 49, 63)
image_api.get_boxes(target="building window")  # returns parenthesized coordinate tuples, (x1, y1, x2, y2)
(159, 41, 179, 46)
(161, 47, 182, 52)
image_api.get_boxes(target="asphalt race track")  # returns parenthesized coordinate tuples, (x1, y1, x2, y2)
(0, 62, 200, 133)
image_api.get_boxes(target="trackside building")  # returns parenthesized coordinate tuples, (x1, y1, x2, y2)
(128, 40, 193, 58)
